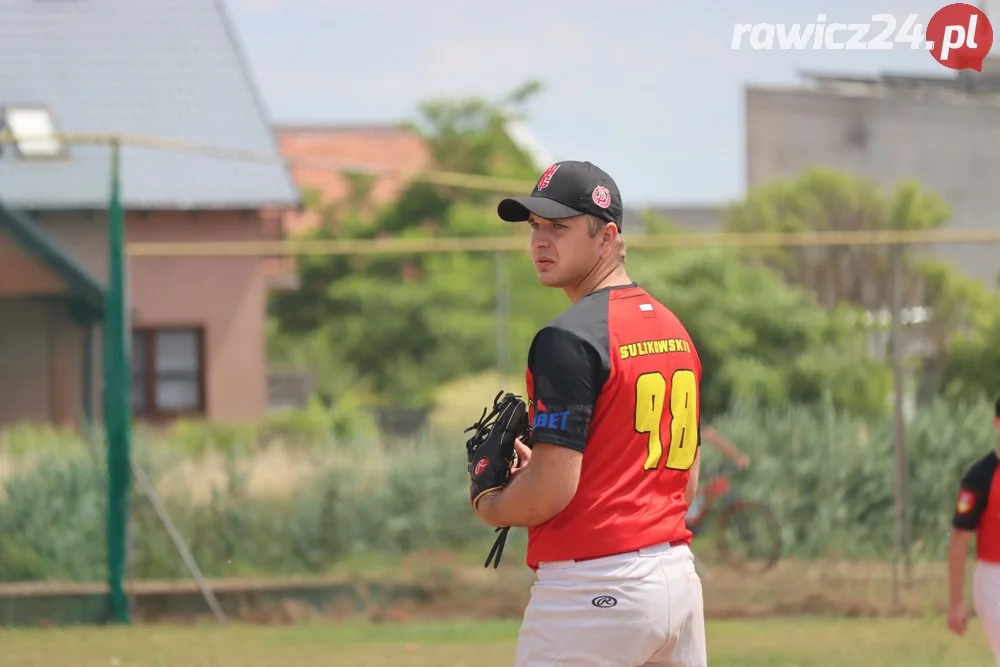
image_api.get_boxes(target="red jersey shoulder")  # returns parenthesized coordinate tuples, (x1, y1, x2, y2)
(609, 289, 699, 371)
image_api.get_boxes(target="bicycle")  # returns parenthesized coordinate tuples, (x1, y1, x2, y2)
(686, 462, 782, 574)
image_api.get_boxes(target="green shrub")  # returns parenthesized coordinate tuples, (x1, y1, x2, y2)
(707, 393, 996, 560)
(0, 455, 107, 581)
(0, 395, 994, 583)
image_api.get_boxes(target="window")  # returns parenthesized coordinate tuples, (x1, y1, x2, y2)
(131, 328, 205, 418)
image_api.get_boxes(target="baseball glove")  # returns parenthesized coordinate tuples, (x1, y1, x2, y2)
(464, 390, 530, 568)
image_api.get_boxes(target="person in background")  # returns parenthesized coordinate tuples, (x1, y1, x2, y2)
(946, 395, 1000, 666)
(685, 424, 750, 524)
(702, 425, 751, 470)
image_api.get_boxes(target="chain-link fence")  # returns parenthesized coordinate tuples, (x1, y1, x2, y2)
(2, 132, 999, 624)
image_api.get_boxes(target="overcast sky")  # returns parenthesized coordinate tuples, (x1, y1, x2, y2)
(223, 0, 972, 206)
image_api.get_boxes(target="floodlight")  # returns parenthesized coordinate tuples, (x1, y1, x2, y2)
(3, 106, 64, 158)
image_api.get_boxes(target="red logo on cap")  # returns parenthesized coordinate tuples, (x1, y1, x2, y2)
(536, 164, 560, 190)
(592, 186, 611, 208)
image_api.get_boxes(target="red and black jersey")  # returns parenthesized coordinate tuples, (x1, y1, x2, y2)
(953, 450, 1000, 564)
(524, 283, 702, 569)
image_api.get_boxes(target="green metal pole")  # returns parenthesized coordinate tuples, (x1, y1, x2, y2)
(83, 322, 93, 426)
(103, 139, 131, 623)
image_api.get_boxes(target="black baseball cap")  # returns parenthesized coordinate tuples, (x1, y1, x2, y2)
(497, 160, 624, 231)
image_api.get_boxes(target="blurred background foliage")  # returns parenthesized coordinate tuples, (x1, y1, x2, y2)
(3, 80, 1000, 584)
(268, 80, 1000, 422)
(0, 391, 994, 583)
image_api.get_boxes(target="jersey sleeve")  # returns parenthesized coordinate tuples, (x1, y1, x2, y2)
(952, 461, 993, 531)
(526, 326, 601, 452)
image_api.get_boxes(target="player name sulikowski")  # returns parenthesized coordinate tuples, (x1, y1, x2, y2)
(619, 338, 692, 359)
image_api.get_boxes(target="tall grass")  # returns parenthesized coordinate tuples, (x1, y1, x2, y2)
(710, 395, 996, 559)
(0, 394, 994, 583)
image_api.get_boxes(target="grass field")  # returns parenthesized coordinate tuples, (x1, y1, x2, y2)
(0, 617, 995, 666)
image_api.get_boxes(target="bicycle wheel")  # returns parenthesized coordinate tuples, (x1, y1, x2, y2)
(713, 499, 782, 574)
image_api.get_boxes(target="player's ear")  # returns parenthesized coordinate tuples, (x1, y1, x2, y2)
(600, 222, 618, 252)
(994, 415, 1000, 431)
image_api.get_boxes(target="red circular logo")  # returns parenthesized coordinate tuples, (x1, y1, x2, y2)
(927, 3, 993, 71)
(474, 457, 489, 476)
(592, 186, 611, 208)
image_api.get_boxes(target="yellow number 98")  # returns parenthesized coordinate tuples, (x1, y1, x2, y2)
(635, 369, 698, 471)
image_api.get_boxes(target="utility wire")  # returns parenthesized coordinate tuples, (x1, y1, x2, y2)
(127, 227, 1000, 257)
(3, 133, 997, 256)
(0, 132, 537, 193)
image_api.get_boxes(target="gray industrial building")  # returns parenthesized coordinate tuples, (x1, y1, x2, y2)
(641, 58, 1000, 291)
(744, 59, 1000, 290)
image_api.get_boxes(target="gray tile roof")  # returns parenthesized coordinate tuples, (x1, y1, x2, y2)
(0, 0, 299, 210)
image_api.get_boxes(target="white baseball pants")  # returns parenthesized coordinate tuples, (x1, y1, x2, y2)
(513, 540, 707, 667)
(974, 561, 1000, 665)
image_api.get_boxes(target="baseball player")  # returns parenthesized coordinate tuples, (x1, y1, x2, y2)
(702, 425, 751, 471)
(947, 395, 1000, 665)
(473, 160, 707, 666)
(685, 425, 750, 523)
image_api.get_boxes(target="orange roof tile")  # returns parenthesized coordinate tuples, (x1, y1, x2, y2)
(276, 124, 433, 236)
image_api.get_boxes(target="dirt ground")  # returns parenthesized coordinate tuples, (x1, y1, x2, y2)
(0, 552, 957, 627)
(157, 555, 955, 625)
(345, 551, 954, 622)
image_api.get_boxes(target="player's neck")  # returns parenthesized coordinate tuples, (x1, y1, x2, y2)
(564, 262, 632, 303)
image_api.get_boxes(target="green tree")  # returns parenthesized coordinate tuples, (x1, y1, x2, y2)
(912, 258, 997, 402)
(270, 92, 908, 422)
(723, 168, 951, 311)
(269, 81, 563, 409)
(937, 288, 1000, 403)
(626, 244, 891, 418)
(405, 79, 544, 187)
(721, 167, 996, 404)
